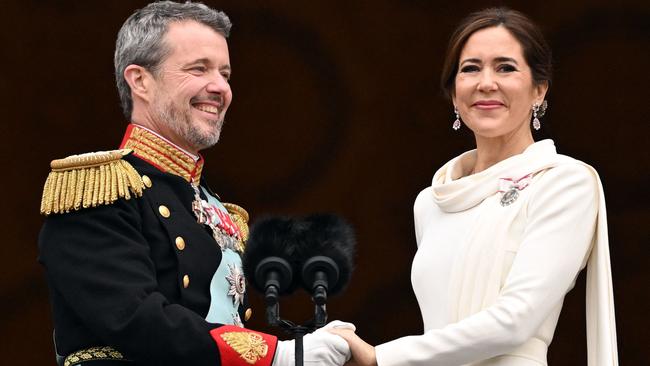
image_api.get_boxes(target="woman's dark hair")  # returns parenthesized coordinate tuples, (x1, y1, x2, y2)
(440, 7, 552, 100)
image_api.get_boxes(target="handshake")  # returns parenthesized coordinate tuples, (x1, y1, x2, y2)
(272, 321, 374, 366)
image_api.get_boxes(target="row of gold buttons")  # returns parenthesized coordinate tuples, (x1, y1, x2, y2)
(147, 173, 252, 319)
(147, 175, 191, 289)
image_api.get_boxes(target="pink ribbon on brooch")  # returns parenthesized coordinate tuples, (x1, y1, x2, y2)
(498, 173, 532, 193)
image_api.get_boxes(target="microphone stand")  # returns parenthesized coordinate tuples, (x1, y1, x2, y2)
(266, 292, 328, 366)
(257, 256, 340, 366)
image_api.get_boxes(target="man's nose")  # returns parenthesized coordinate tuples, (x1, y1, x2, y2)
(206, 73, 230, 94)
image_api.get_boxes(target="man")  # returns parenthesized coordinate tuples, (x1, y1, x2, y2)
(38, 2, 351, 366)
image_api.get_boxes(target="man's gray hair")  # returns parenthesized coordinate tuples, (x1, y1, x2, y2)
(115, 1, 231, 119)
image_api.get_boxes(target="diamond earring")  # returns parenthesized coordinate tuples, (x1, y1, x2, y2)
(452, 107, 461, 130)
(532, 100, 548, 131)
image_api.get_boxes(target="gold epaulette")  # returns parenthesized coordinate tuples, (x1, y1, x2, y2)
(40, 149, 145, 216)
(223, 203, 250, 248)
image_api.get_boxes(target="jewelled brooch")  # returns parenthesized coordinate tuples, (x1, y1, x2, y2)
(498, 173, 532, 206)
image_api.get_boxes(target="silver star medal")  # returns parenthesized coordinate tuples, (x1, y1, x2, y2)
(225, 263, 246, 308)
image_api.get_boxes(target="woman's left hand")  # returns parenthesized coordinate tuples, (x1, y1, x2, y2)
(327, 328, 377, 366)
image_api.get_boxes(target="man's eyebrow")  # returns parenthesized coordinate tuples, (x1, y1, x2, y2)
(184, 58, 210, 66)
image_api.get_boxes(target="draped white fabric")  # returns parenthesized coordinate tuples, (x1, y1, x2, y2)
(375, 140, 617, 366)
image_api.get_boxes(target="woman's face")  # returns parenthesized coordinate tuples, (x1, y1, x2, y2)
(453, 26, 547, 139)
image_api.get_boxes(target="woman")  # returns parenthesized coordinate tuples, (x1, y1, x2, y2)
(330, 7, 617, 366)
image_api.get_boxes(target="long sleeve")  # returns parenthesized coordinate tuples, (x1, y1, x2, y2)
(40, 197, 221, 365)
(39, 195, 277, 366)
(376, 163, 600, 366)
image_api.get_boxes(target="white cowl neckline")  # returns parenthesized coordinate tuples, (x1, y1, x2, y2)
(432, 140, 558, 212)
(429, 139, 618, 366)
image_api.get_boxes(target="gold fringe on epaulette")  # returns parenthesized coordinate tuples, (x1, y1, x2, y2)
(40, 149, 145, 216)
(223, 202, 250, 251)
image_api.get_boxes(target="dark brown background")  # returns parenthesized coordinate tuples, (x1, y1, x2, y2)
(1, 0, 648, 365)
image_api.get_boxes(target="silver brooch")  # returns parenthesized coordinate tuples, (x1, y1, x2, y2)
(500, 188, 520, 206)
(498, 174, 532, 207)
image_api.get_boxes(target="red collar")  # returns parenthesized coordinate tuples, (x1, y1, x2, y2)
(119, 124, 204, 184)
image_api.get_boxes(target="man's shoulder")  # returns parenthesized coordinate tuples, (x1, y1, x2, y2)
(40, 149, 146, 216)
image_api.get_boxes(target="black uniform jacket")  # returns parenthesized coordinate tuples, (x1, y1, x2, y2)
(39, 153, 262, 366)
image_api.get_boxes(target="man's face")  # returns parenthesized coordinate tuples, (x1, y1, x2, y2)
(150, 20, 232, 152)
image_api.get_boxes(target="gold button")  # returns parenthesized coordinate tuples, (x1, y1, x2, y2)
(158, 205, 170, 218)
(244, 308, 253, 321)
(142, 175, 152, 188)
(182, 275, 190, 288)
(175, 236, 186, 251)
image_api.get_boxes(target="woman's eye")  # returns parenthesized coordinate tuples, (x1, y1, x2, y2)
(498, 64, 517, 72)
(460, 65, 480, 73)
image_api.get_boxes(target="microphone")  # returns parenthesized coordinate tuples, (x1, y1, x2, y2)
(243, 217, 305, 298)
(243, 214, 355, 326)
(298, 214, 355, 304)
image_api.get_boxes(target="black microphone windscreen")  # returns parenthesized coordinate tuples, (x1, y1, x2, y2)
(300, 214, 356, 296)
(243, 216, 307, 294)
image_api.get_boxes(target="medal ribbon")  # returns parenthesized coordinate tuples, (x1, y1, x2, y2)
(498, 173, 532, 193)
(191, 185, 242, 249)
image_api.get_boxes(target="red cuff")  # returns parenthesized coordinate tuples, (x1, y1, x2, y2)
(210, 325, 278, 366)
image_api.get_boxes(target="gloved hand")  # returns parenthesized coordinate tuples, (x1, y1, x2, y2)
(273, 320, 356, 366)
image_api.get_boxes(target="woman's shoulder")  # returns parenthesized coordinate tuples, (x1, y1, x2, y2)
(538, 153, 600, 185)
(414, 186, 435, 215)
(527, 154, 602, 211)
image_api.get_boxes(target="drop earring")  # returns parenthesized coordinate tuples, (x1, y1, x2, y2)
(452, 107, 461, 131)
(532, 100, 548, 131)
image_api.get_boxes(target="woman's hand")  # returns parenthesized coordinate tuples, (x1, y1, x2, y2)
(327, 328, 377, 366)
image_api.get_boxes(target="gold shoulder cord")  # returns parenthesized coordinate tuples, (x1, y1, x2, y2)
(40, 149, 145, 216)
(223, 202, 250, 251)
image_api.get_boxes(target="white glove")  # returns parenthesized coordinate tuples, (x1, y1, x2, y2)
(273, 320, 356, 366)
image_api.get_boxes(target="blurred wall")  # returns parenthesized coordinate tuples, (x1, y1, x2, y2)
(1, 0, 648, 364)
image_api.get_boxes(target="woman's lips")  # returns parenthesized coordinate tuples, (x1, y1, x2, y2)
(472, 100, 504, 110)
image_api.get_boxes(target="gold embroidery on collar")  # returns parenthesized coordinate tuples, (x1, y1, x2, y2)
(122, 125, 203, 183)
(220, 332, 268, 364)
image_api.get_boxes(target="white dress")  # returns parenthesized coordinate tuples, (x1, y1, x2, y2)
(375, 140, 617, 366)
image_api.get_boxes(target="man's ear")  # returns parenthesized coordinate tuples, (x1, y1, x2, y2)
(124, 65, 154, 103)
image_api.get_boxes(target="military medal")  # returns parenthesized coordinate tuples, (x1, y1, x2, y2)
(225, 263, 246, 308)
(232, 312, 243, 327)
(191, 184, 242, 250)
(498, 174, 532, 206)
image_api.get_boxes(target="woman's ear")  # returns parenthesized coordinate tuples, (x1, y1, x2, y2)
(534, 80, 549, 102)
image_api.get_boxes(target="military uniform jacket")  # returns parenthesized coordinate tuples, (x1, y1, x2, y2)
(38, 124, 277, 366)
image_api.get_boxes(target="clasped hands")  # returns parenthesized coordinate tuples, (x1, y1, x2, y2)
(274, 320, 376, 366)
